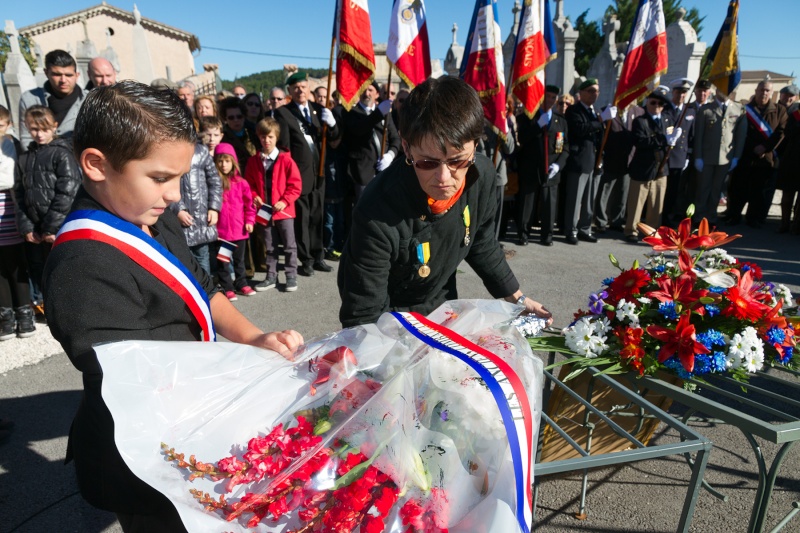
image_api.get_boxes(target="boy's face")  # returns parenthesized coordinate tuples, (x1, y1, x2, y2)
(204, 127, 222, 151)
(258, 131, 277, 154)
(85, 141, 194, 228)
(0, 118, 9, 137)
(26, 121, 57, 145)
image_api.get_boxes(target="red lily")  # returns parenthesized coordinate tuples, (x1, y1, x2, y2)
(722, 269, 771, 322)
(647, 272, 709, 313)
(696, 218, 741, 249)
(641, 218, 714, 252)
(646, 313, 710, 373)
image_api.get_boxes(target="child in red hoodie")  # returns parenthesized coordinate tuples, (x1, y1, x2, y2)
(214, 143, 256, 300)
(245, 118, 302, 292)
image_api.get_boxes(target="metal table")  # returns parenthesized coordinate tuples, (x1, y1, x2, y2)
(628, 366, 800, 533)
(533, 363, 713, 532)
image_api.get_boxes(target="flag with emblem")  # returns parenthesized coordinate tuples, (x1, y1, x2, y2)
(334, 0, 376, 111)
(387, 0, 431, 89)
(460, 0, 508, 140)
(706, 0, 741, 96)
(613, 0, 668, 109)
(510, 0, 557, 119)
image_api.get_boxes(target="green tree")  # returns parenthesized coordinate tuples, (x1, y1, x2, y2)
(0, 32, 37, 72)
(223, 68, 330, 97)
(573, 10, 602, 76)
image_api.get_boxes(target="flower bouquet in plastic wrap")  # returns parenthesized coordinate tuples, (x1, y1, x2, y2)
(530, 214, 798, 386)
(95, 299, 543, 532)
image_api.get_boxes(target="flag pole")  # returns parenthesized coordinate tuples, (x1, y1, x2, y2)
(381, 60, 394, 156)
(319, 17, 337, 178)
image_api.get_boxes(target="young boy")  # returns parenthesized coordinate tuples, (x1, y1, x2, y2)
(43, 82, 303, 531)
(15, 105, 81, 320)
(244, 118, 302, 292)
(198, 116, 223, 154)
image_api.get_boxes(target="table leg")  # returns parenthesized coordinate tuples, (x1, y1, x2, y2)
(750, 440, 797, 533)
(678, 443, 713, 533)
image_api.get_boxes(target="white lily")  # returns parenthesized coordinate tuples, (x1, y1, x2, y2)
(694, 266, 736, 288)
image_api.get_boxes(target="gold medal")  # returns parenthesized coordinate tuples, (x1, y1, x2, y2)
(416, 242, 431, 278)
(418, 264, 431, 277)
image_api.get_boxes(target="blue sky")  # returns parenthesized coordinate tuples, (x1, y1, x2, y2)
(5, 1, 798, 81)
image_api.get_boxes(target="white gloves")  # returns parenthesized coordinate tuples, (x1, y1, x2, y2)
(377, 99, 393, 116)
(600, 105, 618, 122)
(666, 127, 682, 147)
(729, 157, 739, 171)
(537, 113, 550, 129)
(547, 163, 560, 180)
(376, 151, 395, 172)
(683, 159, 690, 171)
(321, 108, 336, 127)
(694, 158, 704, 172)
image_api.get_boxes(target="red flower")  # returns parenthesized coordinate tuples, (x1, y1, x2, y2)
(614, 326, 645, 376)
(646, 272, 709, 313)
(696, 218, 741, 249)
(723, 269, 771, 322)
(646, 313, 710, 373)
(642, 218, 714, 252)
(310, 346, 358, 395)
(606, 268, 651, 304)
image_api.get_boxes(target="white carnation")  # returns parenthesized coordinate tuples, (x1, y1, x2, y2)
(637, 297, 652, 305)
(776, 284, 795, 308)
(615, 299, 640, 326)
(565, 317, 607, 358)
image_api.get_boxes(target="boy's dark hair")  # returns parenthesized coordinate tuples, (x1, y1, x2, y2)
(24, 105, 57, 130)
(73, 80, 197, 171)
(44, 50, 77, 70)
(0, 105, 10, 122)
(198, 116, 223, 132)
(400, 77, 484, 153)
(255, 117, 280, 138)
(220, 97, 245, 119)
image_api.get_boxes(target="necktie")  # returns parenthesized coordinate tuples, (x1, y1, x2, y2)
(654, 116, 661, 128)
(304, 107, 312, 124)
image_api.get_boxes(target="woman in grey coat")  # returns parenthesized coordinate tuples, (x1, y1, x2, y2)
(171, 143, 222, 274)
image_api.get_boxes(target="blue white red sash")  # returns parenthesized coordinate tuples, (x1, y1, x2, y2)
(54, 210, 216, 342)
(745, 104, 774, 142)
(392, 311, 534, 533)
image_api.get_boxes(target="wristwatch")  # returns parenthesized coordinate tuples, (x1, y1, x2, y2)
(516, 295, 527, 306)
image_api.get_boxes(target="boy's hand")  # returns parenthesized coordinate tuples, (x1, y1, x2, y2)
(245, 224, 254, 233)
(177, 211, 194, 227)
(24, 232, 41, 244)
(42, 233, 56, 244)
(207, 210, 219, 226)
(254, 196, 264, 208)
(273, 200, 287, 212)
(256, 330, 305, 360)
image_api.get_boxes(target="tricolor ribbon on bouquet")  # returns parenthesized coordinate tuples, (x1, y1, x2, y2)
(392, 311, 534, 533)
(54, 210, 216, 342)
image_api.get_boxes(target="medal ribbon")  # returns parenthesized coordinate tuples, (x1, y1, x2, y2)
(391, 311, 534, 533)
(54, 210, 216, 342)
(416, 242, 430, 265)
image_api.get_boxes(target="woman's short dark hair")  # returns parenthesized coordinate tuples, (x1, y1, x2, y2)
(73, 80, 196, 171)
(400, 77, 484, 153)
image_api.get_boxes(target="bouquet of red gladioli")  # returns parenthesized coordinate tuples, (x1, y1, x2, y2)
(534, 216, 797, 384)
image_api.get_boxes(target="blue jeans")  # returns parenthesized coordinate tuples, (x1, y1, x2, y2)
(324, 201, 345, 253)
(189, 243, 211, 276)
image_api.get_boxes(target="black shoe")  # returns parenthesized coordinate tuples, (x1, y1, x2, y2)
(298, 263, 315, 277)
(255, 276, 277, 292)
(625, 235, 639, 243)
(0, 308, 14, 341)
(313, 260, 333, 272)
(595, 225, 607, 234)
(285, 277, 298, 292)
(517, 235, 529, 246)
(566, 234, 578, 245)
(15, 306, 35, 338)
(578, 232, 598, 243)
(540, 235, 553, 246)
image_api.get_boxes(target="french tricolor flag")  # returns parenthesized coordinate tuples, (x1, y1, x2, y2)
(511, 0, 557, 119)
(461, 0, 508, 140)
(255, 204, 273, 226)
(614, 0, 668, 110)
(216, 240, 237, 263)
(387, 0, 431, 89)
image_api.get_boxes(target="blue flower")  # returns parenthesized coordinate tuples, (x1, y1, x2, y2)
(704, 304, 720, 317)
(709, 286, 726, 294)
(766, 326, 786, 345)
(658, 301, 679, 320)
(693, 354, 711, 375)
(709, 352, 727, 373)
(696, 329, 725, 349)
(742, 264, 751, 273)
(588, 291, 608, 314)
(654, 265, 666, 273)
(664, 357, 693, 379)
(602, 277, 615, 286)
(778, 346, 794, 365)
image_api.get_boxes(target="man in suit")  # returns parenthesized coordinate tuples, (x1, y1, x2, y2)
(341, 82, 401, 201)
(625, 87, 681, 242)
(693, 86, 747, 223)
(275, 72, 341, 276)
(562, 78, 617, 244)
(663, 78, 697, 225)
(515, 85, 568, 246)
(724, 79, 787, 227)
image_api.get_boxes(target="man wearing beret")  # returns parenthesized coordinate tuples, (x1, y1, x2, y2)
(778, 85, 799, 110)
(625, 87, 681, 241)
(515, 84, 569, 246)
(662, 78, 697, 225)
(275, 72, 342, 276)
(562, 78, 616, 244)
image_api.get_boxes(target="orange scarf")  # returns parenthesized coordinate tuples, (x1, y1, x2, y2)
(428, 179, 466, 215)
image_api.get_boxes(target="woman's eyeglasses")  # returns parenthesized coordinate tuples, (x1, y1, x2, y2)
(405, 150, 476, 171)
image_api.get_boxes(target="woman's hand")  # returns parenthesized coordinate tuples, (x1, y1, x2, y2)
(253, 330, 304, 360)
(524, 298, 553, 327)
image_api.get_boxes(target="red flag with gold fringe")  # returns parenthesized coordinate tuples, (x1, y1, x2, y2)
(335, 0, 376, 111)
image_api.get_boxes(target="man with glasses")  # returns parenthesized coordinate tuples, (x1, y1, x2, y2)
(624, 87, 681, 242)
(337, 77, 553, 328)
(267, 87, 286, 118)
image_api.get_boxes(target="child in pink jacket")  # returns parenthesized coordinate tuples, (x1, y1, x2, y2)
(214, 143, 256, 300)
(245, 118, 302, 292)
